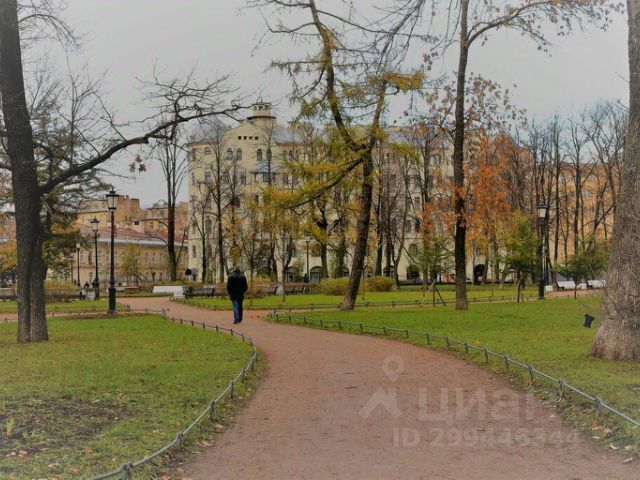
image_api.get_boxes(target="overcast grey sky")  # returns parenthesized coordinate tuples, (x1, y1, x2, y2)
(55, 0, 628, 206)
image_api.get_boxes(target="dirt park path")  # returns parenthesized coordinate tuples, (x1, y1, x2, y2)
(125, 297, 637, 479)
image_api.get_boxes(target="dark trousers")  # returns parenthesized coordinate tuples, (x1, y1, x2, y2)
(231, 299, 243, 323)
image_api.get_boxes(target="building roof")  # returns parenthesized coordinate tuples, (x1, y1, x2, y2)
(78, 225, 186, 246)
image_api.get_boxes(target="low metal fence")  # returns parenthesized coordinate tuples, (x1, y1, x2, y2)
(89, 309, 258, 480)
(179, 293, 538, 313)
(269, 312, 640, 432)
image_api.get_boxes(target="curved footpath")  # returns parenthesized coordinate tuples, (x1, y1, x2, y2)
(125, 297, 638, 480)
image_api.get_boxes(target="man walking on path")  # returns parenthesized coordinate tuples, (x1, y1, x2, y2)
(226, 264, 248, 324)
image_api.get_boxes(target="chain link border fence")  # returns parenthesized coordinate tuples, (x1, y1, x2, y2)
(89, 309, 258, 480)
(269, 311, 640, 432)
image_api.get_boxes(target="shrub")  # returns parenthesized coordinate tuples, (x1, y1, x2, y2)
(365, 276, 394, 292)
(319, 278, 349, 295)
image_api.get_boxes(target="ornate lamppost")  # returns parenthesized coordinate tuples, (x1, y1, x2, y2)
(537, 203, 548, 300)
(75, 242, 81, 286)
(91, 217, 100, 300)
(106, 189, 119, 313)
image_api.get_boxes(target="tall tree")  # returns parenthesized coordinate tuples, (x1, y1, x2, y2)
(254, 0, 424, 309)
(0, 1, 240, 341)
(409, 0, 616, 308)
(592, 0, 640, 360)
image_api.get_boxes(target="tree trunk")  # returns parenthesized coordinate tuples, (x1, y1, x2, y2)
(320, 241, 329, 279)
(453, 4, 470, 310)
(0, 0, 48, 342)
(167, 193, 177, 281)
(342, 151, 374, 310)
(591, 0, 640, 360)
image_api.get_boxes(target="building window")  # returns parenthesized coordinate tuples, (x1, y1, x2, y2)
(262, 172, 270, 183)
(405, 220, 412, 233)
(283, 173, 289, 185)
(204, 171, 212, 183)
(236, 148, 242, 161)
(240, 172, 247, 185)
(204, 147, 211, 155)
(257, 149, 263, 162)
(408, 244, 418, 257)
(191, 172, 196, 186)
(192, 245, 197, 257)
(226, 148, 233, 160)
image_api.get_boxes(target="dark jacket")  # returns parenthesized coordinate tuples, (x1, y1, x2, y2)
(226, 270, 248, 301)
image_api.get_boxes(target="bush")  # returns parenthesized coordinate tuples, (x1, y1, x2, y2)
(44, 279, 76, 291)
(365, 276, 394, 292)
(319, 278, 349, 295)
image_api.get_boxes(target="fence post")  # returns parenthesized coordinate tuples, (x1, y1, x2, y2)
(320, 319, 324, 328)
(359, 323, 364, 334)
(558, 378, 565, 400)
(528, 365, 535, 385)
(425, 332, 431, 344)
(594, 397, 603, 418)
(503, 355, 509, 370)
(464, 343, 469, 359)
(483, 348, 489, 364)
(445, 336, 450, 349)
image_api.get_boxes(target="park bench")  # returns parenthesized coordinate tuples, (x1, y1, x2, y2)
(252, 285, 279, 296)
(0, 288, 16, 301)
(587, 279, 606, 289)
(184, 286, 216, 299)
(284, 283, 308, 295)
(153, 285, 186, 298)
(556, 280, 577, 291)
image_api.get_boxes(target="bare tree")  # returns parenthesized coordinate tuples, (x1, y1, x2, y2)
(0, 1, 242, 341)
(408, 0, 617, 309)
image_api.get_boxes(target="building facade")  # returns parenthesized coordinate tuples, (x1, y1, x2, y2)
(186, 103, 455, 283)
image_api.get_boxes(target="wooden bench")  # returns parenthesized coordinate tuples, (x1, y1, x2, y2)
(556, 281, 577, 291)
(587, 280, 606, 289)
(184, 286, 216, 299)
(153, 285, 186, 298)
(284, 284, 308, 295)
(0, 288, 16, 301)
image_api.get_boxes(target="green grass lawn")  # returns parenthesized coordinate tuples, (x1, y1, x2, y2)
(290, 297, 640, 451)
(182, 284, 529, 310)
(0, 315, 255, 479)
(0, 299, 113, 314)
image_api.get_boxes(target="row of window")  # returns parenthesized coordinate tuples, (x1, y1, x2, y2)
(192, 170, 300, 187)
(196, 147, 302, 162)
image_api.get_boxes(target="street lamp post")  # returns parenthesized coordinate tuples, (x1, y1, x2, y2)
(75, 242, 81, 287)
(91, 217, 100, 300)
(537, 203, 548, 300)
(304, 232, 311, 282)
(106, 189, 119, 313)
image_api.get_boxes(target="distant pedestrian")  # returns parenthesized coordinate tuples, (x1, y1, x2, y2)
(226, 264, 248, 324)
